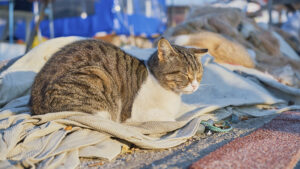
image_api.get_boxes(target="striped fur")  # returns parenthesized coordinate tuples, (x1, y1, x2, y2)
(148, 39, 206, 93)
(30, 39, 147, 122)
(30, 39, 207, 122)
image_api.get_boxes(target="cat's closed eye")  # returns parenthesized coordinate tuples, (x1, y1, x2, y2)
(187, 74, 194, 81)
(164, 71, 181, 75)
(165, 73, 185, 81)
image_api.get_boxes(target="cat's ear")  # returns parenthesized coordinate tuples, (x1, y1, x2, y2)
(157, 38, 177, 61)
(189, 48, 208, 59)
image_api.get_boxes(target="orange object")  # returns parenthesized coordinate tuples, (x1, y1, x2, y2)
(64, 126, 72, 131)
(88, 162, 104, 167)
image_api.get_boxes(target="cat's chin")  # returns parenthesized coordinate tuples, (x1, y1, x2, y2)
(181, 90, 196, 94)
(180, 87, 199, 94)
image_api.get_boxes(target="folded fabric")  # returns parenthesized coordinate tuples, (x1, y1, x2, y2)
(1, 37, 300, 169)
(0, 36, 83, 107)
(162, 6, 300, 88)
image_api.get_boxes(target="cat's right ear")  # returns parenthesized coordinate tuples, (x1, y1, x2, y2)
(157, 38, 177, 62)
(190, 48, 208, 55)
(190, 48, 208, 59)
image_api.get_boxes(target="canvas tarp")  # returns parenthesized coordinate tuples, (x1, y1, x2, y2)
(1, 37, 300, 169)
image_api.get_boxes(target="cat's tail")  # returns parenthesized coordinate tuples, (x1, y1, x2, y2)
(172, 35, 190, 46)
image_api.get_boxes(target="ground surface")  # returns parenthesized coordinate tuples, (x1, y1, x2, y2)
(79, 114, 282, 169)
(191, 111, 300, 169)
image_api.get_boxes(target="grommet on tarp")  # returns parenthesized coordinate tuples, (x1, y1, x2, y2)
(201, 120, 233, 133)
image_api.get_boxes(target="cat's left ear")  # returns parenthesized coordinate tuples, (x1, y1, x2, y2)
(189, 48, 208, 59)
(157, 38, 177, 62)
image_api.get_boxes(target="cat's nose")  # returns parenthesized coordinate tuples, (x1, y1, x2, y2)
(191, 84, 198, 90)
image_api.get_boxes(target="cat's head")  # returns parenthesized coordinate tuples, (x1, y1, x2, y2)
(148, 38, 207, 94)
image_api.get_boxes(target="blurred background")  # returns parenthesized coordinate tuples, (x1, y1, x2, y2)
(0, 0, 299, 48)
(0, 0, 167, 52)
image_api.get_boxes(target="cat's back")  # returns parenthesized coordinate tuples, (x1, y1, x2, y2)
(33, 39, 139, 86)
(39, 39, 123, 76)
(31, 39, 148, 116)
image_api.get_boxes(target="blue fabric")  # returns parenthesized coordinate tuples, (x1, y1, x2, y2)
(39, 0, 114, 38)
(112, 0, 167, 37)
(0, 2, 9, 5)
(14, 21, 26, 40)
(10, 0, 166, 40)
(114, 13, 166, 36)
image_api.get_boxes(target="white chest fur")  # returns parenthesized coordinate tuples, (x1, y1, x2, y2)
(127, 74, 181, 122)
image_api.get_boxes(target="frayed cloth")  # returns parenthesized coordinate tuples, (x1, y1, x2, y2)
(1, 37, 300, 169)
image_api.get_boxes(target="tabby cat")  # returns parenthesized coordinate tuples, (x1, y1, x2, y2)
(30, 38, 207, 122)
(171, 31, 255, 68)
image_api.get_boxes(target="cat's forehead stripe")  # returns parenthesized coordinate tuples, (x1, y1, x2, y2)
(175, 47, 199, 72)
(187, 52, 198, 71)
(176, 48, 192, 67)
(189, 53, 198, 71)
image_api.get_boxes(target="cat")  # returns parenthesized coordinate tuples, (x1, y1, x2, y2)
(30, 38, 207, 122)
(171, 31, 255, 68)
(94, 33, 153, 48)
(163, 6, 281, 60)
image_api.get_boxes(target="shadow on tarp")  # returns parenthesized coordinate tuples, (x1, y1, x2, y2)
(0, 70, 36, 107)
(0, 55, 23, 73)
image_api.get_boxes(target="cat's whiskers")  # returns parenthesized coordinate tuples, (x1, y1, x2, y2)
(198, 83, 211, 88)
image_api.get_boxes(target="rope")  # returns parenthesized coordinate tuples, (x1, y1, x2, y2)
(201, 121, 233, 133)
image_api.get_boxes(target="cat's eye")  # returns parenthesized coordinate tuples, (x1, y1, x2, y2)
(165, 71, 181, 75)
(187, 74, 194, 81)
(196, 73, 202, 81)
